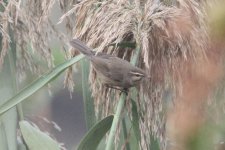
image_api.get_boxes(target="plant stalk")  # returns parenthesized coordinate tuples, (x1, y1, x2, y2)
(81, 59, 96, 129)
(105, 93, 126, 150)
(122, 118, 131, 150)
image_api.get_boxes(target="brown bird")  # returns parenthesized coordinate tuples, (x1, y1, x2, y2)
(70, 39, 147, 93)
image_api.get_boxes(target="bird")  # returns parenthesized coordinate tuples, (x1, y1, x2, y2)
(70, 39, 147, 94)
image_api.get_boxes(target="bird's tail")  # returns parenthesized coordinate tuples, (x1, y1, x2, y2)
(69, 39, 95, 57)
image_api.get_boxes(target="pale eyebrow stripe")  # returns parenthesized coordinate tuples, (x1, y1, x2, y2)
(130, 71, 144, 76)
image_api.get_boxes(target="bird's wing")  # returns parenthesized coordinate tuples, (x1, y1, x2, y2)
(91, 56, 125, 83)
(104, 57, 129, 82)
(91, 56, 111, 75)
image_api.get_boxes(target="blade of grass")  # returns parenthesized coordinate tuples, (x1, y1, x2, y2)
(7, 26, 25, 150)
(0, 105, 17, 150)
(81, 59, 96, 129)
(122, 118, 131, 150)
(8, 24, 24, 120)
(0, 5, 18, 149)
(0, 29, 18, 150)
(0, 54, 84, 115)
(150, 134, 160, 150)
(131, 98, 141, 142)
(0, 57, 17, 150)
(19, 121, 61, 150)
(106, 93, 126, 150)
(76, 115, 114, 150)
(0, 122, 8, 150)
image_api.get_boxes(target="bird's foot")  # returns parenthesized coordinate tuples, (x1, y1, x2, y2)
(105, 85, 128, 95)
(120, 88, 128, 96)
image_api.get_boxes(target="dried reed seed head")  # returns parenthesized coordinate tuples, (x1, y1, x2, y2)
(60, 0, 211, 149)
(0, 1, 13, 70)
(0, 0, 70, 81)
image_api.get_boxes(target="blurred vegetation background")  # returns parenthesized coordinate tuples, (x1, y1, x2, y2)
(0, 0, 225, 150)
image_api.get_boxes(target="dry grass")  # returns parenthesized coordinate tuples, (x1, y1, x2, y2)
(0, 0, 70, 81)
(59, 0, 218, 149)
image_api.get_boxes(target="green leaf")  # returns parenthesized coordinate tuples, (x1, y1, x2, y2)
(131, 99, 141, 141)
(150, 134, 160, 150)
(0, 107, 17, 150)
(0, 44, 18, 150)
(19, 121, 60, 150)
(77, 115, 114, 150)
(18, 143, 27, 150)
(122, 118, 131, 150)
(0, 54, 84, 115)
(106, 93, 126, 150)
(0, 122, 8, 150)
(81, 59, 96, 129)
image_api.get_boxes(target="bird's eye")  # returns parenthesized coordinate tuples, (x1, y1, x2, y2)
(131, 75, 142, 82)
(130, 71, 145, 82)
(135, 74, 140, 77)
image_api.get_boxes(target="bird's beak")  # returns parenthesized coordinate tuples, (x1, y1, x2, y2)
(144, 73, 151, 79)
